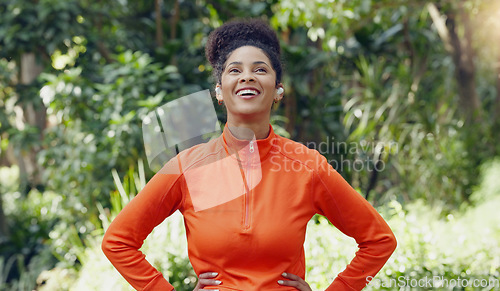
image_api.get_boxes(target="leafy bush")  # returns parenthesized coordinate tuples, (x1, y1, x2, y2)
(37, 160, 500, 290)
(363, 160, 500, 290)
(36, 160, 196, 291)
(0, 167, 59, 291)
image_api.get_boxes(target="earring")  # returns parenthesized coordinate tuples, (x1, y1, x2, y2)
(218, 100, 223, 105)
(276, 87, 284, 95)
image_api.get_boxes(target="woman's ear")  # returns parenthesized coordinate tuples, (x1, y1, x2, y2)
(215, 84, 223, 104)
(275, 84, 285, 102)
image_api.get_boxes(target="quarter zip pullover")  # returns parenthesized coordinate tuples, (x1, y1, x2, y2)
(102, 124, 397, 291)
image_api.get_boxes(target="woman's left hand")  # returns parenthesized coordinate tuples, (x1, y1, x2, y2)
(277, 272, 312, 290)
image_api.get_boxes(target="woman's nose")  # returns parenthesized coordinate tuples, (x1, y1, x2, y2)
(239, 71, 255, 83)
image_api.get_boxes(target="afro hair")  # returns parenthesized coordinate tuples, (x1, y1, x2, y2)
(205, 19, 283, 85)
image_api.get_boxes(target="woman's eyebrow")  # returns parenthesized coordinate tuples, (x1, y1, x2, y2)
(227, 61, 270, 67)
(253, 61, 270, 67)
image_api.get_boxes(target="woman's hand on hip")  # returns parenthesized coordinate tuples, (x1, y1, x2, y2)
(278, 272, 312, 291)
(193, 272, 222, 290)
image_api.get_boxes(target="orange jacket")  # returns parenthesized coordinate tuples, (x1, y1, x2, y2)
(102, 125, 397, 290)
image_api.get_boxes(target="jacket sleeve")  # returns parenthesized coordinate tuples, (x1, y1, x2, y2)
(101, 159, 185, 291)
(311, 154, 397, 291)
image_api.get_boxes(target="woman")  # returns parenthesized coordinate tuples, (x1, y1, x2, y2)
(102, 19, 397, 291)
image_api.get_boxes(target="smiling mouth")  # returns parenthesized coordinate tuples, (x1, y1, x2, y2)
(236, 89, 260, 99)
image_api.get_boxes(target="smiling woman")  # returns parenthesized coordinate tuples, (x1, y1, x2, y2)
(207, 19, 285, 139)
(216, 46, 284, 135)
(102, 18, 397, 291)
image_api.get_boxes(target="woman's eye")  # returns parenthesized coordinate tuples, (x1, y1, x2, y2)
(256, 68, 267, 73)
(229, 68, 240, 73)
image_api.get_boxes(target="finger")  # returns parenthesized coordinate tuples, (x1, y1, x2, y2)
(281, 272, 305, 282)
(278, 280, 311, 291)
(277, 279, 301, 288)
(198, 272, 218, 279)
(198, 278, 222, 286)
(279, 273, 311, 291)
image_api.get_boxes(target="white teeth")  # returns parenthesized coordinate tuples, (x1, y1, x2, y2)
(237, 89, 259, 96)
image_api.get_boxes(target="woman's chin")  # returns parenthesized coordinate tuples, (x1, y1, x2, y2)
(229, 106, 269, 118)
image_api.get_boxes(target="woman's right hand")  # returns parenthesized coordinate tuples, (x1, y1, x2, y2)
(193, 272, 222, 290)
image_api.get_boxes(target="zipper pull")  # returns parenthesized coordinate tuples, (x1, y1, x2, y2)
(249, 141, 255, 153)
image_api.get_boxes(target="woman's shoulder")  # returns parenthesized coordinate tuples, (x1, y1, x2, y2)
(272, 135, 329, 169)
(175, 135, 225, 170)
(158, 135, 224, 175)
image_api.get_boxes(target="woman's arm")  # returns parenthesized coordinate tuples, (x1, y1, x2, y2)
(311, 155, 397, 291)
(102, 162, 185, 291)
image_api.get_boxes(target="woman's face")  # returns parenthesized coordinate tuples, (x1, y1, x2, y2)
(218, 46, 283, 122)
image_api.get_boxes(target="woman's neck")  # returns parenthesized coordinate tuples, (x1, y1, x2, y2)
(226, 116, 270, 140)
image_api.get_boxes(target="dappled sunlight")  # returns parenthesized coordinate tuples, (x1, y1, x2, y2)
(2, 0, 500, 289)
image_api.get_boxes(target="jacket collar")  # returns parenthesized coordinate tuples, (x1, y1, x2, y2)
(222, 124, 276, 163)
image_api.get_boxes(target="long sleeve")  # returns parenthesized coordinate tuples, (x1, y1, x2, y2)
(311, 155, 397, 291)
(101, 159, 185, 291)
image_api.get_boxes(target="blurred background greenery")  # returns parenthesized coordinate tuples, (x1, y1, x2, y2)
(0, 0, 499, 290)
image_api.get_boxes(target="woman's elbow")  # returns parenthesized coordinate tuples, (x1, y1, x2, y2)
(101, 230, 115, 259)
(390, 232, 397, 252)
(384, 230, 398, 256)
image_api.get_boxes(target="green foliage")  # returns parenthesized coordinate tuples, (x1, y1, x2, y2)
(2, 0, 500, 289)
(38, 50, 185, 241)
(36, 159, 500, 290)
(36, 160, 196, 291)
(306, 160, 500, 290)
(272, 0, 500, 211)
(0, 0, 84, 58)
(368, 161, 500, 289)
(340, 54, 476, 210)
(0, 58, 17, 158)
(0, 167, 60, 291)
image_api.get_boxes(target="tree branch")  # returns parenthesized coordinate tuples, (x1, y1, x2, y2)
(170, 0, 179, 41)
(155, 0, 163, 47)
(427, 3, 453, 53)
(429, 3, 481, 123)
(496, 43, 500, 118)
